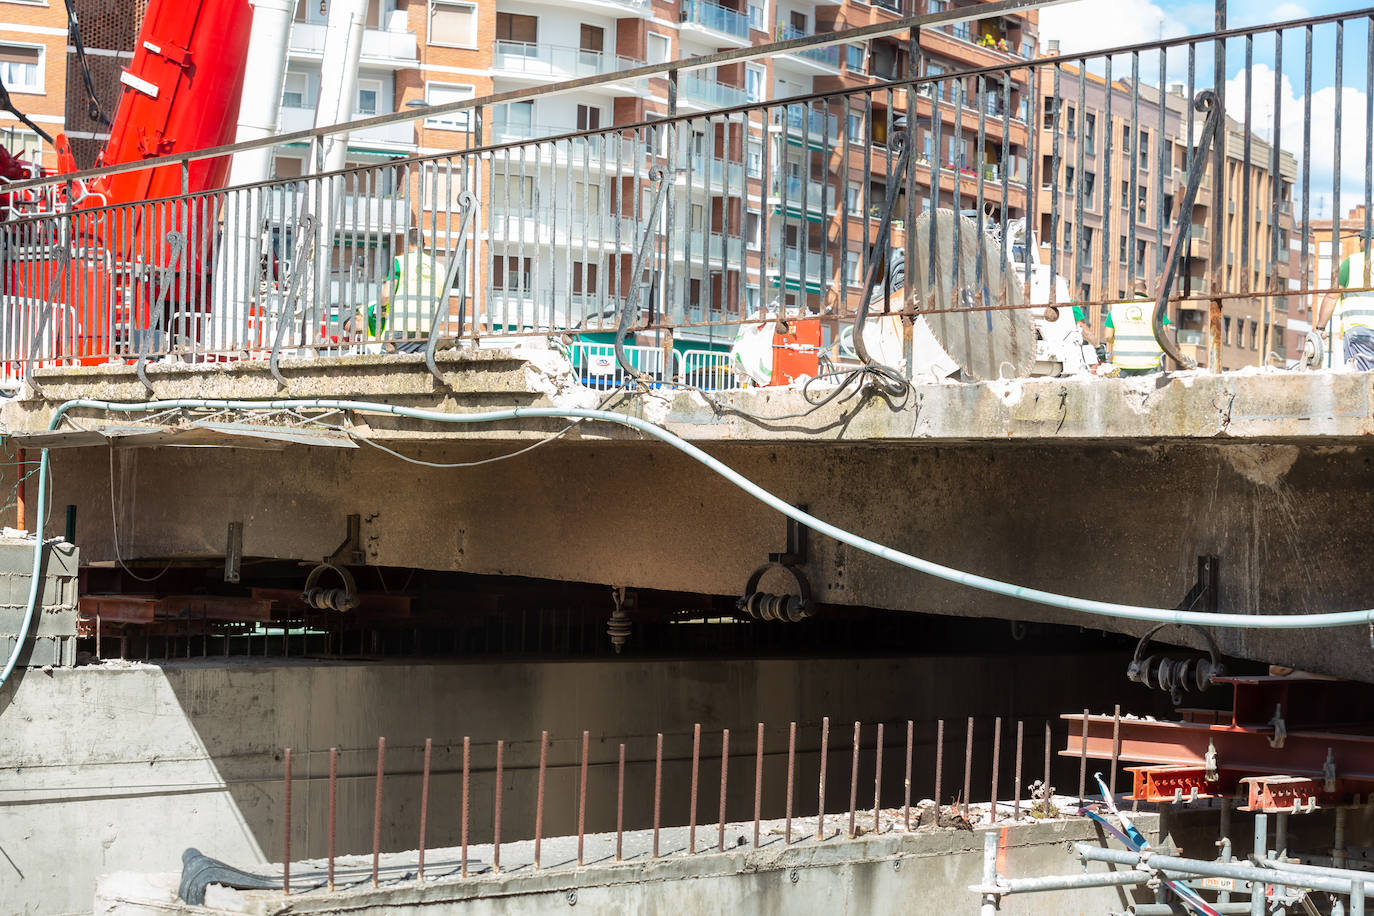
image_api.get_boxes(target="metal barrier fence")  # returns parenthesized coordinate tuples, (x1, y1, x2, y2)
(2, 2, 1372, 384)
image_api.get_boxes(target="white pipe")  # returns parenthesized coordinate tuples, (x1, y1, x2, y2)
(312, 0, 367, 175)
(8, 395, 1374, 696)
(213, 0, 295, 351)
(306, 0, 367, 320)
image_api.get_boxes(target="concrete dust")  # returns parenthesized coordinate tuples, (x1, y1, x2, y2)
(1226, 444, 1300, 488)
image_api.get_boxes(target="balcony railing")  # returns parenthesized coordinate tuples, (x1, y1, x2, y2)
(279, 106, 415, 149)
(289, 22, 419, 64)
(492, 41, 644, 78)
(686, 155, 747, 188)
(680, 0, 750, 39)
(776, 25, 841, 67)
(772, 176, 834, 211)
(681, 75, 749, 108)
(770, 248, 831, 281)
(775, 105, 839, 138)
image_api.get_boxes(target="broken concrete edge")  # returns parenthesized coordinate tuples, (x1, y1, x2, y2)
(6, 351, 1374, 444)
(95, 812, 1157, 915)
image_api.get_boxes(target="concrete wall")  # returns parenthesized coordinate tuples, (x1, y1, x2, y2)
(96, 818, 1165, 916)
(35, 435, 1374, 679)
(0, 651, 1158, 915)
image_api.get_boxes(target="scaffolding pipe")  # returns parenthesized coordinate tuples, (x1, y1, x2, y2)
(1077, 843, 1374, 898)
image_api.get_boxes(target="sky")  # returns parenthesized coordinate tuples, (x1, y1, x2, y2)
(1036, 0, 1372, 221)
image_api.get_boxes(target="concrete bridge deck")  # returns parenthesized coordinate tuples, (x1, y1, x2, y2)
(4, 349, 1373, 682)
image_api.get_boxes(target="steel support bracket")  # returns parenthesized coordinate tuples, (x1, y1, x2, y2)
(738, 505, 813, 622)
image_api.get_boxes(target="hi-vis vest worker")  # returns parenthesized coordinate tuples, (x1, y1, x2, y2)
(1106, 296, 1169, 371)
(368, 250, 436, 337)
(1335, 250, 1374, 337)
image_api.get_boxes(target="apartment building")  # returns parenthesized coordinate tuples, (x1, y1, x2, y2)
(0, 0, 70, 169)
(1036, 63, 1297, 369)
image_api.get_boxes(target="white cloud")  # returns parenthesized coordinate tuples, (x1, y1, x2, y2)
(1270, 2, 1309, 21)
(1224, 64, 1371, 219)
(1038, 0, 1189, 55)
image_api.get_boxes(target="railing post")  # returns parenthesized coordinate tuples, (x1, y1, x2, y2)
(1208, 0, 1227, 371)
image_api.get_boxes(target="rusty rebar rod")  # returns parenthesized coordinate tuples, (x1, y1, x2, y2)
(418, 738, 432, 884)
(848, 721, 860, 838)
(903, 720, 913, 831)
(534, 730, 548, 870)
(653, 732, 663, 858)
(785, 721, 796, 844)
(1013, 721, 1024, 822)
(578, 730, 589, 866)
(990, 716, 1002, 825)
(689, 723, 701, 854)
(753, 722, 764, 849)
(1079, 708, 1089, 804)
(327, 746, 337, 892)
(460, 736, 469, 879)
(493, 739, 504, 874)
(616, 743, 625, 862)
(874, 722, 885, 834)
(934, 719, 945, 814)
(1111, 705, 1122, 800)
(718, 728, 730, 852)
(963, 718, 974, 819)
(372, 737, 385, 888)
(283, 747, 292, 896)
(817, 716, 830, 841)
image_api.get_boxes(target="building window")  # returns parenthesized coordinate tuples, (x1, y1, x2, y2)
(746, 141, 763, 178)
(745, 64, 765, 103)
(281, 71, 308, 109)
(846, 181, 861, 212)
(497, 175, 536, 216)
(576, 104, 601, 131)
(647, 32, 671, 64)
(1084, 171, 1096, 206)
(1066, 104, 1076, 139)
(1084, 112, 1096, 156)
(845, 44, 865, 73)
(1138, 131, 1149, 170)
(847, 113, 862, 142)
(428, 0, 478, 48)
(1250, 319, 1259, 350)
(493, 100, 534, 138)
(572, 261, 599, 296)
(1079, 226, 1093, 260)
(0, 44, 43, 94)
(1118, 236, 1127, 263)
(495, 11, 538, 43)
(1121, 123, 1130, 152)
(845, 250, 862, 287)
(745, 210, 761, 248)
(355, 78, 383, 117)
(424, 83, 474, 131)
(1223, 315, 1232, 344)
(494, 256, 533, 291)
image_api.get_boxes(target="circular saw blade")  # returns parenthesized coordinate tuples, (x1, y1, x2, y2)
(909, 209, 1035, 381)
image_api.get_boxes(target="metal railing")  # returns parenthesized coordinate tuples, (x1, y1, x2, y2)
(492, 41, 644, 78)
(777, 25, 842, 67)
(680, 0, 751, 39)
(2, 1, 1373, 384)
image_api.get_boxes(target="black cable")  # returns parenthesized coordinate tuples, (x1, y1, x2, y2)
(63, 0, 109, 126)
(0, 81, 53, 145)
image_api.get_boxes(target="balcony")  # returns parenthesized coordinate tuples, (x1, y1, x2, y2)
(1188, 223, 1210, 259)
(769, 247, 831, 286)
(555, 0, 651, 15)
(487, 122, 649, 162)
(289, 22, 418, 67)
(278, 106, 415, 153)
(682, 231, 746, 263)
(680, 75, 749, 110)
(772, 175, 834, 215)
(774, 105, 840, 145)
(680, 0, 751, 46)
(685, 154, 746, 189)
(775, 24, 841, 73)
(492, 41, 645, 83)
(873, 0, 905, 12)
(938, 19, 1030, 59)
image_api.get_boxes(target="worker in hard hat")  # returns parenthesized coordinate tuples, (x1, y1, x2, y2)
(1105, 281, 1170, 375)
(1314, 242, 1374, 370)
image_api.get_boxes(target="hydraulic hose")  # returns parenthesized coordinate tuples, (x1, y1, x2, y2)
(5, 394, 1372, 691)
